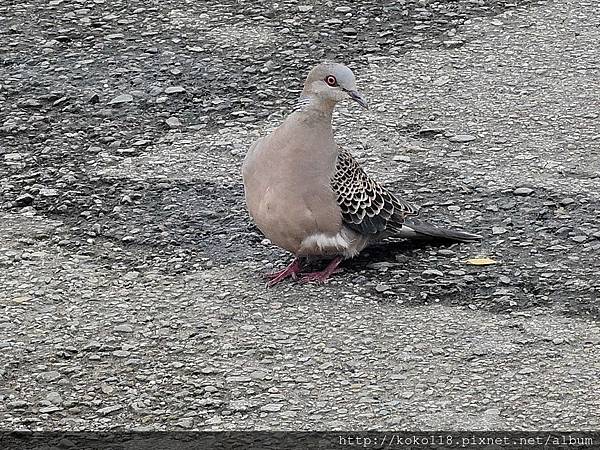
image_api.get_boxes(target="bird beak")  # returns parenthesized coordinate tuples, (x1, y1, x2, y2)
(347, 90, 368, 109)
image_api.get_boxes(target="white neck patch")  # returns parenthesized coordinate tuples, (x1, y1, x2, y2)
(292, 96, 313, 112)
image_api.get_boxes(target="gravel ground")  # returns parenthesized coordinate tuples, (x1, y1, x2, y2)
(1, 0, 600, 431)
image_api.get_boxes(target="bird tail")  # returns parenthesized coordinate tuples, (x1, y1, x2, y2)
(393, 218, 482, 242)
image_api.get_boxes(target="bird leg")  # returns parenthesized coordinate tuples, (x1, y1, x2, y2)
(264, 257, 302, 287)
(300, 256, 343, 284)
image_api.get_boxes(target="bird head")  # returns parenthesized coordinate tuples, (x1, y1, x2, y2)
(301, 62, 368, 110)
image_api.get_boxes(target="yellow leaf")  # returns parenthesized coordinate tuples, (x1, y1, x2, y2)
(466, 258, 498, 266)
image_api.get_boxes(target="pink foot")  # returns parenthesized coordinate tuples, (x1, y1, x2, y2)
(300, 257, 343, 284)
(264, 258, 302, 287)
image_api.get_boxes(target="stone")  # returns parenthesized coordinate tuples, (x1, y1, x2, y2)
(499, 276, 511, 285)
(230, 400, 250, 412)
(492, 226, 507, 235)
(260, 403, 283, 412)
(39, 406, 62, 414)
(46, 392, 63, 405)
(227, 376, 252, 383)
(114, 324, 133, 333)
(122, 271, 139, 281)
(39, 188, 58, 197)
(433, 76, 451, 86)
(39, 371, 61, 382)
(19, 99, 42, 108)
(4, 152, 24, 161)
(205, 416, 223, 425)
(8, 400, 28, 409)
(560, 197, 575, 206)
(250, 370, 267, 380)
(165, 117, 182, 128)
(513, 187, 534, 196)
(14, 194, 34, 206)
(164, 86, 186, 94)
(108, 94, 133, 105)
(98, 405, 123, 415)
(422, 269, 444, 278)
(375, 283, 391, 292)
(176, 418, 194, 428)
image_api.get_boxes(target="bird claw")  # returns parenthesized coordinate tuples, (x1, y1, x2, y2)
(263, 258, 302, 287)
(299, 268, 342, 284)
(263, 257, 343, 287)
(263, 271, 282, 280)
(299, 272, 329, 284)
(265, 272, 297, 288)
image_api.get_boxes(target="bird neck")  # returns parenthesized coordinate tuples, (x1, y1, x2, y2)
(295, 94, 336, 118)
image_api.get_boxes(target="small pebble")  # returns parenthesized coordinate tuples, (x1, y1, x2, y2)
(513, 187, 534, 196)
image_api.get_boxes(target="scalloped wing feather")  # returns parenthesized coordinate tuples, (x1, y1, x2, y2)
(331, 148, 420, 236)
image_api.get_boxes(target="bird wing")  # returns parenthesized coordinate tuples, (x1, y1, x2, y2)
(330, 147, 420, 236)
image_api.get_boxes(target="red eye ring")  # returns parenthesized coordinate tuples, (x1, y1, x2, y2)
(325, 75, 337, 86)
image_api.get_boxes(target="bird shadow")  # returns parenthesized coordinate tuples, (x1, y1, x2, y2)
(302, 238, 460, 273)
(352, 238, 457, 267)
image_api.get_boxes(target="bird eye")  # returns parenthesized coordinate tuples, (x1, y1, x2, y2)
(325, 75, 337, 86)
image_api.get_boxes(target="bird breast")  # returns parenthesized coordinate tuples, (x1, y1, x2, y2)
(242, 120, 344, 255)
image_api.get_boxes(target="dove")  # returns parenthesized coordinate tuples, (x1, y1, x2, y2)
(242, 62, 481, 286)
